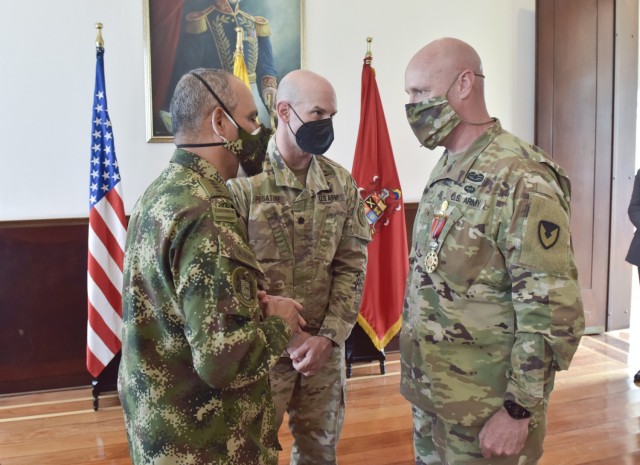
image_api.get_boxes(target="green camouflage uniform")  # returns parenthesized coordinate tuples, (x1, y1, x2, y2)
(400, 120, 584, 465)
(227, 138, 370, 465)
(118, 149, 292, 465)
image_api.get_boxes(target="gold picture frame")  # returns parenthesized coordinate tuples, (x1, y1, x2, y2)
(143, 0, 306, 143)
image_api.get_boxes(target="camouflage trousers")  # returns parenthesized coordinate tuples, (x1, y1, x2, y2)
(411, 405, 545, 465)
(269, 345, 346, 465)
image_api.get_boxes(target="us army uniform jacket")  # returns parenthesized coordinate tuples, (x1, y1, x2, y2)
(118, 149, 292, 465)
(227, 139, 370, 347)
(400, 121, 584, 427)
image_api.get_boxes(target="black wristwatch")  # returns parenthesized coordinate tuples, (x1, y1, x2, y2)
(503, 400, 531, 419)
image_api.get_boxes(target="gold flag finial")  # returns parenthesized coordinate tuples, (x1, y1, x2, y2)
(235, 27, 244, 54)
(232, 26, 250, 89)
(95, 23, 104, 48)
(365, 37, 373, 64)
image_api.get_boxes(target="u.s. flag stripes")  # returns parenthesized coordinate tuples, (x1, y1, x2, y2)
(86, 45, 127, 378)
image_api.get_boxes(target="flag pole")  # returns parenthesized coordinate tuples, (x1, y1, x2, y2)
(349, 34, 408, 367)
(91, 21, 104, 412)
(88, 21, 126, 411)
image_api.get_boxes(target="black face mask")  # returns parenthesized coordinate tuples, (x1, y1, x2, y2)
(287, 105, 334, 155)
(176, 72, 271, 176)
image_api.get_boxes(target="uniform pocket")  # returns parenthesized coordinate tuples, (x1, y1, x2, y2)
(246, 207, 293, 293)
(248, 207, 292, 264)
(428, 205, 496, 295)
(314, 206, 346, 262)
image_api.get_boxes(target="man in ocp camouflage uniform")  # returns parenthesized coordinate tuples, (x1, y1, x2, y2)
(118, 68, 305, 465)
(400, 38, 584, 465)
(227, 69, 370, 465)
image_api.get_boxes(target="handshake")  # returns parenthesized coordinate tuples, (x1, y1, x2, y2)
(259, 291, 333, 377)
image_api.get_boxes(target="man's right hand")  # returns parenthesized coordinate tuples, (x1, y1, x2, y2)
(478, 407, 530, 458)
(262, 294, 305, 334)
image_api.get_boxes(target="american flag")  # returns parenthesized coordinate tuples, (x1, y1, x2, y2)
(86, 45, 127, 378)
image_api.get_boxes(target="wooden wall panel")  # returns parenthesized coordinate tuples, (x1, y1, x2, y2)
(536, 0, 615, 332)
(0, 220, 93, 393)
(0, 204, 420, 393)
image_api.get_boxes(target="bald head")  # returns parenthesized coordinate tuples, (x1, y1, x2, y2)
(274, 69, 338, 162)
(276, 69, 336, 109)
(408, 38, 483, 83)
(405, 37, 487, 109)
(404, 38, 492, 153)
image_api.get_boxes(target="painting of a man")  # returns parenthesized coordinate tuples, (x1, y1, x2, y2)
(146, 0, 302, 139)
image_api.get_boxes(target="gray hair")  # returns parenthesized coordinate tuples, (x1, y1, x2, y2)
(169, 68, 238, 138)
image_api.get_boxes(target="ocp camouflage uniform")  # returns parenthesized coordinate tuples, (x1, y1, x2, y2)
(118, 149, 293, 465)
(400, 120, 584, 465)
(227, 138, 370, 465)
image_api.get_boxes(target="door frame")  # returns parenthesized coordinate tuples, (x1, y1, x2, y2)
(536, 0, 638, 331)
(609, 0, 638, 330)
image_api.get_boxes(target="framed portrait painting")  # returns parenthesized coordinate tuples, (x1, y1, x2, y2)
(143, 0, 305, 142)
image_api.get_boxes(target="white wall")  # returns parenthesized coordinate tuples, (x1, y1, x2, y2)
(0, 0, 535, 221)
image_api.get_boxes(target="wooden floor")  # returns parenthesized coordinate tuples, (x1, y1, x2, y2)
(0, 331, 638, 465)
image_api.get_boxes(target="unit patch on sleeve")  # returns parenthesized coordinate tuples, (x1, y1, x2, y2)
(538, 220, 560, 249)
(519, 193, 569, 275)
(231, 266, 258, 307)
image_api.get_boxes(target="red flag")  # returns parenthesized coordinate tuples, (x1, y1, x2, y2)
(86, 43, 127, 377)
(352, 52, 408, 351)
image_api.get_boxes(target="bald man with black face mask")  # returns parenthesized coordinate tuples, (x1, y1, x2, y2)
(227, 69, 370, 465)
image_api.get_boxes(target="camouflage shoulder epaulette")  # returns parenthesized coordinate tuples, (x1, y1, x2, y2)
(198, 178, 237, 223)
(198, 177, 231, 200)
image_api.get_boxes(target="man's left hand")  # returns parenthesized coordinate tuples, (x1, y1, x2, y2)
(289, 335, 333, 377)
(478, 408, 530, 458)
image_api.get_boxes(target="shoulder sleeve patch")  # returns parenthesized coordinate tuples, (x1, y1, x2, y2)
(231, 267, 258, 308)
(349, 198, 372, 241)
(518, 193, 570, 275)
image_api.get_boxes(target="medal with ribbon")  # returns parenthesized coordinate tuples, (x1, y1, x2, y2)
(424, 200, 448, 273)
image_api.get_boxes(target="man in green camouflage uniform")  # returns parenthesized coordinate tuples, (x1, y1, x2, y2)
(400, 38, 585, 465)
(227, 69, 370, 465)
(118, 68, 304, 465)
